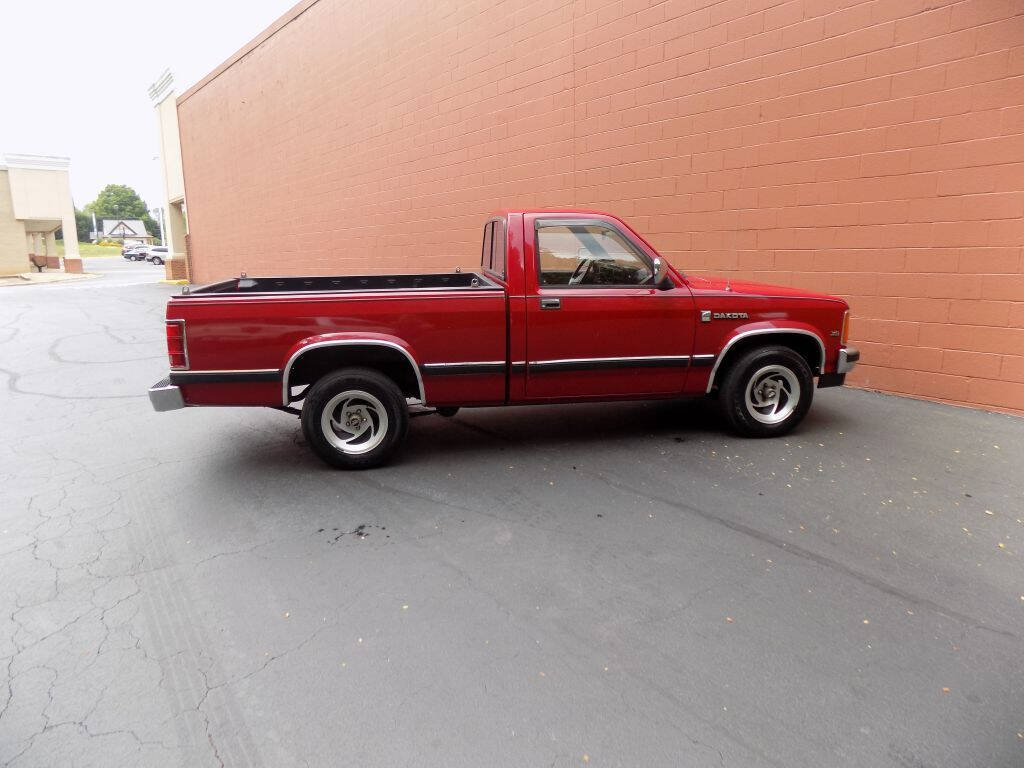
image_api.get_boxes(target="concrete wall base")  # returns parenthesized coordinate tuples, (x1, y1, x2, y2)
(45, 255, 61, 269)
(63, 258, 84, 274)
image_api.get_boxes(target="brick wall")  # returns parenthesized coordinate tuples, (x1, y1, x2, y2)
(177, 0, 1024, 413)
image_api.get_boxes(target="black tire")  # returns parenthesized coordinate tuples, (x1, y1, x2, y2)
(436, 407, 459, 418)
(300, 367, 409, 469)
(718, 345, 814, 438)
(152, 257, 163, 265)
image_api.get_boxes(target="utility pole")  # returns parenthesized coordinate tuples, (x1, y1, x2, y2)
(151, 207, 165, 246)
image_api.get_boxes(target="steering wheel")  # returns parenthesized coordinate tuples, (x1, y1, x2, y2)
(568, 258, 595, 286)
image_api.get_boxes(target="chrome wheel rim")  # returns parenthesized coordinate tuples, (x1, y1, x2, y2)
(744, 365, 800, 425)
(320, 390, 389, 455)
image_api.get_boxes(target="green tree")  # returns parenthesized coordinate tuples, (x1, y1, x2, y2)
(143, 214, 162, 245)
(55, 208, 92, 242)
(84, 184, 161, 243)
(75, 209, 92, 241)
(85, 183, 148, 219)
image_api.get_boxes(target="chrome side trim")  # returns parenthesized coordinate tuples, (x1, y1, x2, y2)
(173, 368, 280, 375)
(422, 361, 505, 369)
(705, 328, 827, 394)
(530, 355, 691, 366)
(281, 340, 426, 406)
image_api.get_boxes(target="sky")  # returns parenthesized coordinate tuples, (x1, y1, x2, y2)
(0, 0, 295, 211)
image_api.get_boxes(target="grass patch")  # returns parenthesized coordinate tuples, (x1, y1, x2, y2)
(56, 240, 124, 258)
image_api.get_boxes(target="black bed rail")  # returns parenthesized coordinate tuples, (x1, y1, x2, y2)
(181, 272, 499, 296)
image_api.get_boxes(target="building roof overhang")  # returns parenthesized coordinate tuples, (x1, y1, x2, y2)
(2, 154, 71, 172)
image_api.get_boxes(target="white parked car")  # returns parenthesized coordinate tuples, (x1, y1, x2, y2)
(146, 246, 169, 265)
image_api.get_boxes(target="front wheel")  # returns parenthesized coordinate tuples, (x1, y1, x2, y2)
(300, 368, 409, 469)
(151, 257, 163, 265)
(718, 346, 814, 438)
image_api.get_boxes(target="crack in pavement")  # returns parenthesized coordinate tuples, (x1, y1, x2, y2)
(0, 365, 147, 401)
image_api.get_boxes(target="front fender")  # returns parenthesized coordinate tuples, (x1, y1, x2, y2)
(705, 322, 829, 394)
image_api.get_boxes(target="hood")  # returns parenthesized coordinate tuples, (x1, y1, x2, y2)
(683, 275, 843, 303)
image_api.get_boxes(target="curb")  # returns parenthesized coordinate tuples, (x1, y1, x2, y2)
(0, 272, 99, 287)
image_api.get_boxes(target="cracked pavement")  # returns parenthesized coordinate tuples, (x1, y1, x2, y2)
(1, 258, 1023, 767)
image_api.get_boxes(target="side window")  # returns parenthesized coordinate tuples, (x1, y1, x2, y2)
(536, 224, 652, 287)
(481, 222, 494, 273)
(490, 219, 505, 278)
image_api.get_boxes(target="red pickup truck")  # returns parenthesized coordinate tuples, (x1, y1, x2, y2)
(150, 210, 858, 469)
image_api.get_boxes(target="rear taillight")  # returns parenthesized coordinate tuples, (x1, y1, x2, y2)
(841, 310, 850, 345)
(166, 320, 188, 369)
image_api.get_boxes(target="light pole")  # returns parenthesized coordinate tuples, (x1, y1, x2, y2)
(151, 207, 166, 246)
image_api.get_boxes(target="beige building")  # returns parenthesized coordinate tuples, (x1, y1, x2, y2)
(0, 154, 82, 276)
(148, 71, 188, 280)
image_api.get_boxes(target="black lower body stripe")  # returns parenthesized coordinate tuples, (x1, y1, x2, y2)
(170, 370, 282, 385)
(425, 356, 718, 377)
(421, 363, 505, 376)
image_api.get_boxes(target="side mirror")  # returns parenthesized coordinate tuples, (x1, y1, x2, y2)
(652, 257, 669, 287)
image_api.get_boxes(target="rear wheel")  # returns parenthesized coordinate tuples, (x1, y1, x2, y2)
(301, 368, 408, 469)
(152, 257, 163, 265)
(719, 346, 814, 438)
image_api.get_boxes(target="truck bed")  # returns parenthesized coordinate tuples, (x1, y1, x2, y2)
(183, 272, 500, 296)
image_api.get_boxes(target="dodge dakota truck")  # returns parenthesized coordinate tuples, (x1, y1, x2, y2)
(149, 210, 859, 469)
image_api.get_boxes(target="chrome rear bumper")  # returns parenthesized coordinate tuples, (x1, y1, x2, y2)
(149, 377, 185, 412)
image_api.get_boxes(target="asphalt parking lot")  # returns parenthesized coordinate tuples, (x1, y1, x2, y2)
(1, 261, 1022, 768)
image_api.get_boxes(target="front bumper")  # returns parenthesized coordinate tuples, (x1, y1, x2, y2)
(837, 346, 860, 374)
(818, 346, 860, 388)
(149, 377, 185, 412)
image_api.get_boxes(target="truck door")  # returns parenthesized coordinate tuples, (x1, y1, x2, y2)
(523, 216, 696, 400)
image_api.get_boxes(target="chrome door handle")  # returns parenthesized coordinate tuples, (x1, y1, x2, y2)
(540, 298, 561, 310)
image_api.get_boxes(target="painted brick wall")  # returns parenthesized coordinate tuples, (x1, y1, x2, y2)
(177, 0, 1024, 413)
